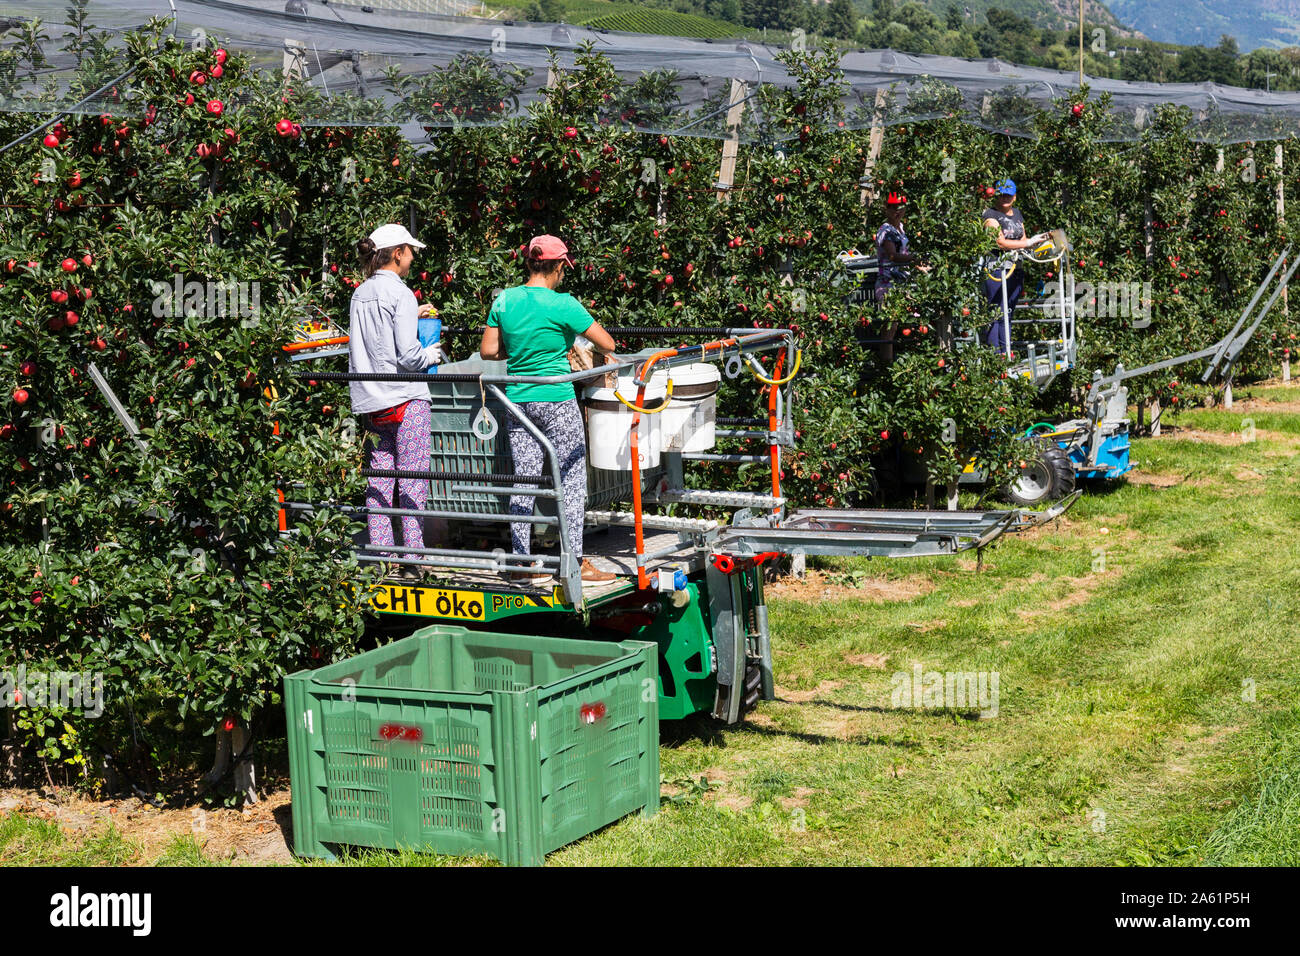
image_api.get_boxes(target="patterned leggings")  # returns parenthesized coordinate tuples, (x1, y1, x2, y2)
(507, 398, 586, 561)
(364, 398, 432, 560)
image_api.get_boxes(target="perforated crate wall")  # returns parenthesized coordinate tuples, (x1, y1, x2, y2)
(285, 625, 659, 866)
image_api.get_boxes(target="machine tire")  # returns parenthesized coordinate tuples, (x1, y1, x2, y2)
(1044, 443, 1076, 498)
(1005, 439, 1074, 506)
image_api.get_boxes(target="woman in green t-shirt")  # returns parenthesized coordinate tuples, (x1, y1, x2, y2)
(480, 235, 617, 585)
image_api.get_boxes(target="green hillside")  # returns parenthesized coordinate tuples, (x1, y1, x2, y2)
(546, 1, 746, 37)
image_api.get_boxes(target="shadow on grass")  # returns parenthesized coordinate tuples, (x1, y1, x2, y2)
(660, 713, 730, 748)
(736, 721, 927, 748)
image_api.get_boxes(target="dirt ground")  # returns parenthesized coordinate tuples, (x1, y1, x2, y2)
(0, 783, 297, 865)
(767, 569, 934, 603)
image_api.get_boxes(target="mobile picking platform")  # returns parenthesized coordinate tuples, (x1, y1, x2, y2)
(283, 326, 1072, 724)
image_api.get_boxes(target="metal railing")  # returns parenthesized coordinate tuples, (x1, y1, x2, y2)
(279, 327, 797, 605)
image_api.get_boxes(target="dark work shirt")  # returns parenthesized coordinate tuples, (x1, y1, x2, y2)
(982, 205, 1025, 273)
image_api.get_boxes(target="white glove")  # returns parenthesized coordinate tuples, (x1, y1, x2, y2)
(1029, 232, 1051, 245)
(424, 343, 443, 366)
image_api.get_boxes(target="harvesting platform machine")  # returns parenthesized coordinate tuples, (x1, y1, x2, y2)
(836, 234, 1294, 506)
(282, 326, 1073, 725)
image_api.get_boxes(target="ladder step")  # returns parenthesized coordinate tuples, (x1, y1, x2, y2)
(585, 510, 720, 533)
(653, 489, 786, 510)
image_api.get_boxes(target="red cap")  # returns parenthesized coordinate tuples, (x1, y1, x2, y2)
(886, 192, 907, 205)
(526, 234, 575, 267)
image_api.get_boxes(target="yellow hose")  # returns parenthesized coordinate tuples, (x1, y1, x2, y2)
(614, 379, 674, 414)
(749, 350, 802, 386)
(984, 260, 1017, 283)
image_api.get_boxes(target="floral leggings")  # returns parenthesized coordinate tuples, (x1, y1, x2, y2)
(507, 398, 586, 562)
(363, 398, 432, 560)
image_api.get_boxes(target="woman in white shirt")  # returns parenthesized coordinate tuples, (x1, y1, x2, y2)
(348, 224, 443, 564)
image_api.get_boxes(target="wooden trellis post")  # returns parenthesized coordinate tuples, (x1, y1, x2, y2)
(283, 39, 306, 81)
(714, 78, 747, 202)
(859, 88, 888, 206)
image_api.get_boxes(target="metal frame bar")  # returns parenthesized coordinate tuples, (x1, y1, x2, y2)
(283, 501, 560, 525)
(483, 382, 581, 603)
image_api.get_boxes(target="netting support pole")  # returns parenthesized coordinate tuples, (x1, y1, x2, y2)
(1278, 143, 1290, 382)
(715, 79, 747, 202)
(859, 87, 888, 206)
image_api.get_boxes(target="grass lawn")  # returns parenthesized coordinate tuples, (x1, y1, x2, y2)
(4, 382, 1299, 866)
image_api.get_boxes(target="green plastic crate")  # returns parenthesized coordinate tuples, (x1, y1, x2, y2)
(429, 357, 664, 514)
(284, 625, 659, 866)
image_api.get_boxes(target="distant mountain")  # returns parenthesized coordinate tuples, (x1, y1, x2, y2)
(916, 0, 1132, 33)
(1106, 0, 1300, 51)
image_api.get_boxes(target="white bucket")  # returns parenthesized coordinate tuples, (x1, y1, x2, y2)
(582, 377, 666, 471)
(651, 363, 721, 453)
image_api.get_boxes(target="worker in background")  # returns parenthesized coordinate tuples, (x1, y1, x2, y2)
(348, 223, 444, 571)
(981, 178, 1049, 354)
(480, 235, 618, 586)
(873, 191, 926, 362)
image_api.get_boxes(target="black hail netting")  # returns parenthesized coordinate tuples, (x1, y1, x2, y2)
(6, 0, 1300, 143)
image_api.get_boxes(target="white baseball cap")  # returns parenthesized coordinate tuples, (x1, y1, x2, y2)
(368, 223, 426, 251)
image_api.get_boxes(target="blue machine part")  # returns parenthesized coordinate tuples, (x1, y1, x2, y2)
(1065, 425, 1132, 480)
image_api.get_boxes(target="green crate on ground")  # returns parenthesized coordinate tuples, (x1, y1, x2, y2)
(284, 625, 660, 866)
(429, 357, 663, 514)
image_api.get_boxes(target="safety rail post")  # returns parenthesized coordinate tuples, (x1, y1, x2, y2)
(1058, 258, 1069, 350)
(1001, 267, 1012, 359)
(485, 384, 581, 603)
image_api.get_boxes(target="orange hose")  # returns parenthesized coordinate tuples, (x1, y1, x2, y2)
(630, 380, 649, 590)
(272, 417, 286, 531)
(768, 350, 786, 515)
(283, 335, 349, 352)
